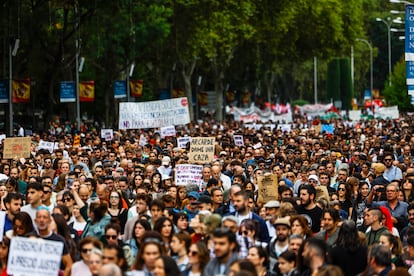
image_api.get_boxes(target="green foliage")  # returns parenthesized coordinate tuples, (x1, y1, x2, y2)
(383, 59, 413, 111)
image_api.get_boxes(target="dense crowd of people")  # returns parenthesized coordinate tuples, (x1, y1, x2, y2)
(1, 116, 414, 276)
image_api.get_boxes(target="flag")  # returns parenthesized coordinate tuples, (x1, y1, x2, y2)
(79, 81, 95, 102)
(171, 88, 184, 98)
(225, 90, 236, 103)
(130, 80, 143, 97)
(12, 79, 30, 103)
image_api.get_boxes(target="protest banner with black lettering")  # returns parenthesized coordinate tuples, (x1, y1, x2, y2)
(7, 237, 64, 276)
(257, 174, 278, 204)
(38, 140, 55, 153)
(188, 137, 215, 164)
(3, 137, 31, 159)
(233, 135, 244, 146)
(100, 129, 114, 141)
(160, 126, 176, 138)
(175, 164, 203, 187)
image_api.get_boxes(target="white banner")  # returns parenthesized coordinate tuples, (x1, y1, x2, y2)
(226, 104, 293, 123)
(348, 110, 362, 121)
(0, 134, 6, 144)
(177, 136, 191, 149)
(119, 97, 190, 129)
(375, 106, 399, 120)
(175, 164, 203, 186)
(38, 140, 55, 153)
(8, 237, 64, 276)
(160, 126, 176, 138)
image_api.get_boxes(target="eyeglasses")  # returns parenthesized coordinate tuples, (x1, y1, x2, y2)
(81, 248, 93, 254)
(43, 190, 51, 194)
(384, 159, 393, 162)
(110, 196, 119, 199)
(62, 198, 72, 202)
(106, 235, 118, 240)
(338, 188, 346, 191)
(189, 251, 198, 256)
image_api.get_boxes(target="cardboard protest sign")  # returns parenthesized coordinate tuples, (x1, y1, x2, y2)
(160, 126, 176, 138)
(7, 237, 64, 276)
(315, 186, 330, 204)
(257, 174, 278, 204)
(101, 129, 114, 141)
(175, 164, 203, 187)
(3, 137, 31, 159)
(233, 135, 244, 146)
(38, 140, 55, 153)
(188, 137, 215, 164)
(177, 136, 191, 149)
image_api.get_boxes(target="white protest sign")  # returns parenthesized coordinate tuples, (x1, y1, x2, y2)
(253, 142, 262, 149)
(278, 124, 291, 133)
(119, 97, 190, 129)
(177, 136, 191, 149)
(38, 140, 55, 153)
(8, 236, 64, 276)
(139, 134, 147, 147)
(233, 135, 244, 146)
(101, 129, 114, 141)
(348, 110, 361, 121)
(188, 137, 216, 164)
(0, 211, 5, 241)
(160, 126, 176, 138)
(175, 164, 203, 186)
(0, 134, 6, 144)
(375, 106, 399, 119)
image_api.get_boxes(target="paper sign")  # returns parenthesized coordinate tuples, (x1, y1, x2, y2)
(160, 126, 176, 138)
(175, 164, 203, 186)
(139, 134, 147, 147)
(177, 136, 191, 149)
(233, 135, 244, 146)
(119, 97, 190, 129)
(0, 211, 5, 241)
(188, 137, 215, 164)
(73, 135, 81, 148)
(0, 134, 6, 144)
(101, 129, 114, 141)
(315, 186, 330, 204)
(253, 142, 262, 149)
(3, 137, 31, 159)
(38, 140, 55, 153)
(7, 237, 64, 276)
(278, 124, 291, 133)
(257, 174, 278, 204)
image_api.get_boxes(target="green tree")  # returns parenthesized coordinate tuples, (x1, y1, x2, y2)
(383, 59, 412, 111)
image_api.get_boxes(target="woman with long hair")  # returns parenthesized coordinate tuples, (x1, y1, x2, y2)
(153, 255, 181, 276)
(153, 217, 174, 254)
(176, 186, 187, 209)
(247, 245, 269, 276)
(51, 213, 78, 263)
(182, 241, 210, 276)
(107, 190, 128, 234)
(289, 215, 313, 239)
(351, 181, 370, 230)
(337, 182, 353, 219)
(7, 211, 34, 237)
(401, 178, 414, 203)
(329, 220, 367, 276)
(0, 237, 10, 275)
(81, 202, 111, 241)
(132, 232, 164, 274)
(150, 172, 163, 194)
(125, 219, 152, 259)
(379, 233, 405, 268)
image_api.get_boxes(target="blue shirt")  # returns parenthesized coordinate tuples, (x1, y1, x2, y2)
(372, 200, 408, 220)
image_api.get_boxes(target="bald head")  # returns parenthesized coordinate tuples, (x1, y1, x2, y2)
(98, 263, 122, 276)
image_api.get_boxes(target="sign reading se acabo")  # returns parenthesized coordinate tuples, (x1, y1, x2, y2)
(188, 137, 215, 164)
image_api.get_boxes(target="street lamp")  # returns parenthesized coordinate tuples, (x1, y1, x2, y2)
(356, 38, 373, 104)
(376, 17, 392, 85)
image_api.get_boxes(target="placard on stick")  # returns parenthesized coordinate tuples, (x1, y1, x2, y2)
(188, 137, 215, 164)
(257, 174, 278, 204)
(3, 137, 31, 159)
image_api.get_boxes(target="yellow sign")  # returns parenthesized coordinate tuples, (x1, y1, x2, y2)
(73, 135, 81, 148)
(3, 137, 31, 159)
(257, 174, 278, 204)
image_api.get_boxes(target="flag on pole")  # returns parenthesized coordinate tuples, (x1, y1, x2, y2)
(79, 81, 95, 102)
(171, 88, 184, 98)
(130, 80, 143, 97)
(12, 79, 30, 103)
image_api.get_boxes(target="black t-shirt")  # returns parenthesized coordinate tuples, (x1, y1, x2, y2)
(296, 205, 323, 233)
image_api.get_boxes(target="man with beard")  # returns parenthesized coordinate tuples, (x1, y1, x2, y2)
(227, 190, 269, 243)
(40, 157, 56, 179)
(268, 217, 292, 273)
(296, 185, 323, 233)
(315, 208, 341, 247)
(2, 192, 22, 233)
(383, 152, 402, 182)
(204, 227, 238, 275)
(300, 238, 328, 275)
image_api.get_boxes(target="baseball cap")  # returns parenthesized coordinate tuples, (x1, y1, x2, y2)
(162, 156, 171, 166)
(264, 200, 280, 208)
(187, 191, 200, 200)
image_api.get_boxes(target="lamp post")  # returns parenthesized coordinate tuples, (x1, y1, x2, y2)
(376, 17, 392, 86)
(356, 38, 373, 104)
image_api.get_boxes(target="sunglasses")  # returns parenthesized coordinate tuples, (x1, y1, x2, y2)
(43, 190, 51, 194)
(62, 198, 72, 202)
(81, 248, 93, 254)
(106, 235, 118, 240)
(338, 188, 346, 191)
(110, 196, 119, 199)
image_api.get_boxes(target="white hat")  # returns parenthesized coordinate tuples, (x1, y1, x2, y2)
(162, 156, 171, 166)
(308, 174, 319, 182)
(264, 200, 280, 208)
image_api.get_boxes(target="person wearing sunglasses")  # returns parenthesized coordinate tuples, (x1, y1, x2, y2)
(383, 153, 403, 182)
(182, 241, 210, 276)
(104, 223, 134, 269)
